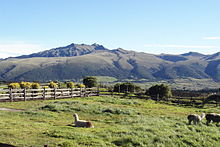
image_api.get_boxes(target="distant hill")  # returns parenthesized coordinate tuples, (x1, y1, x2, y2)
(157, 54, 187, 62)
(0, 43, 220, 82)
(181, 52, 205, 57)
(16, 43, 108, 58)
(204, 52, 220, 60)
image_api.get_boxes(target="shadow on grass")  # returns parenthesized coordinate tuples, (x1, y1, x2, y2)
(67, 124, 75, 127)
(0, 143, 16, 147)
(158, 101, 206, 109)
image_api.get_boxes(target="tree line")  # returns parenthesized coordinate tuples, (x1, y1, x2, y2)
(7, 76, 173, 100)
(7, 76, 99, 89)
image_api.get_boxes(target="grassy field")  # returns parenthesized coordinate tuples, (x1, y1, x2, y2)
(0, 96, 219, 147)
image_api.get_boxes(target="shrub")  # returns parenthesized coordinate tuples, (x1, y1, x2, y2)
(8, 83, 20, 89)
(20, 82, 32, 89)
(66, 82, 75, 88)
(43, 86, 49, 89)
(48, 81, 58, 88)
(113, 83, 141, 93)
(76, 84, 86, 88)
(31, 83, 40, 89)
(83, 76, 97, 88)
(147, 84, 172, 100)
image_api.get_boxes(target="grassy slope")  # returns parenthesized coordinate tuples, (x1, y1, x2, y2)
(0, 50, 219, 82)
(0, 51, 170, 81)
(0, 96, 219, 147)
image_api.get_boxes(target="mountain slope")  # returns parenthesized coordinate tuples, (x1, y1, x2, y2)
(0, 43, 220, 82)
(16, 43, 108, 58)
(181, 52, 205, 58)
(205, 59, 220, 81)
(0, 49, 168, 81)
(204, 52, 220, 61)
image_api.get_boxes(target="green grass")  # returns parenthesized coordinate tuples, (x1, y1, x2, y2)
(94, 76, 118, 83)
(0, 96, 219, 146)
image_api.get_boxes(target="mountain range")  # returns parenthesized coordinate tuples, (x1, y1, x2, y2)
(0, 43, 220, 82)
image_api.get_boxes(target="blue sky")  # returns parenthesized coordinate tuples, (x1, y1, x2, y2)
(0, 0, 220, 58)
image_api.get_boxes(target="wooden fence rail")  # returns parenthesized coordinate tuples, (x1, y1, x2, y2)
(0, 88, 99, 102)
(100, 91, 219, 106)
(0, 88, 218, 106)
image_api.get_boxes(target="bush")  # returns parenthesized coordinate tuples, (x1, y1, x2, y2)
(83, 76, 97, 88)
(8, 83, 20, 89)
(43, 86, 49, 89)
(113, 83, 141, 93)
(75, 84, 86, 88)
(31, 83, 40, 89)
(48, 81, 58, 88)
(147, 84, 172, 100)
(20, 82, 32, 89)
(66, 82, 75, 88)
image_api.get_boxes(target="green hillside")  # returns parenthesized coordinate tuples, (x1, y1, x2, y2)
(1, 43, 220, 83)
(0, 96, 219, 146)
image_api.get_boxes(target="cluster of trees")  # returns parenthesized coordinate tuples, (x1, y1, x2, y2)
(112, 82, 172, 100)
(8, 82, 40, 89)
(65, 82, 86, 89)
(83, 76, 97, 88)
(8, 81, 87, 89)
(7, 76, 172, 100)
(7, 76, 98, 89)
(113, 82, 142, 93)
(146, 84, 172, 100)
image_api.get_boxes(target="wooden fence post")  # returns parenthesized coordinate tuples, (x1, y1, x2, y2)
(202, 97, 205, 107)
(43, 88, 46, 100)
(85, 87, 87, 97)
(23, 88, 26, 101)
(9, 88, 13, 102)
(119, 85, 120, 93)
(156, 94, 159, 101)
(71, 88, 73, 98)
(190, 97, 192, 105)
(80, 87, 82, 97)
(97, 86, 100, 96)
(54, 88, 56, 99)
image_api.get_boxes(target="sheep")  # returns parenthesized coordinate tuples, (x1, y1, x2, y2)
(73, 113, 94, 128)
(187, 113, 205, 125)
(205, 113, 220, 126)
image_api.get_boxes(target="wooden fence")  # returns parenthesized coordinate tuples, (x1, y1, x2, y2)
(0, 88, 99, 102)
(100, 91, 219, 107)
(0, 88, 218, 107)
(169, 96, 204, 104)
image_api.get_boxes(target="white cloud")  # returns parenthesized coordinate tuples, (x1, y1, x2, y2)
(203, 37, 220, 40)
(144, 44, 217, 48)
(0, 41, 45, 58)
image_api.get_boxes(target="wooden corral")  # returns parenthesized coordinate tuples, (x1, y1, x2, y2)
(0, 88, 99, 102)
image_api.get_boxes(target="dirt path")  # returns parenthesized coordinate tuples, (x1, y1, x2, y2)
(0, 108, 24, 112)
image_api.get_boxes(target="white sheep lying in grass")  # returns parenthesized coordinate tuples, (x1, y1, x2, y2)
(73, 113, 94, 128)
(187, 113, 205, 125)
(205, 113, 220, 126)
